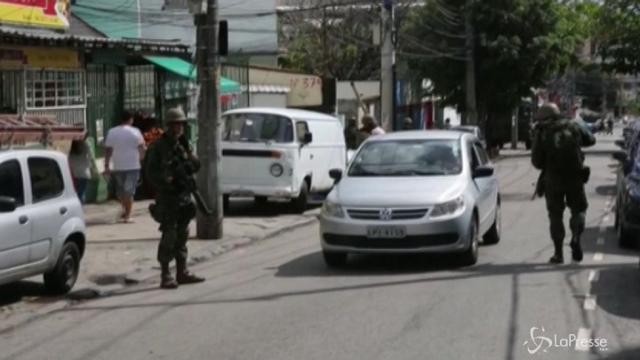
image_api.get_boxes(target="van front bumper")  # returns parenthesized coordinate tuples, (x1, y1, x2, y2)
(223, 184, 297, 199)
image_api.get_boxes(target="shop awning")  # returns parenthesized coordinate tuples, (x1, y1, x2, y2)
(144, 56, 241, 94)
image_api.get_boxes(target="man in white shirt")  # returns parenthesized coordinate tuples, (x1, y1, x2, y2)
(361, 115, 386, 136)
(104, 112, 146, 223)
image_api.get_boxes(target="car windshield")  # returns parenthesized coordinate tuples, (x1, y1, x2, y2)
(223, 113, 294, 143)
(348, 139, 463, 177)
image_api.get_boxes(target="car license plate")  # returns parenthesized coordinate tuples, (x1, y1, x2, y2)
(367, 226, 406, 239)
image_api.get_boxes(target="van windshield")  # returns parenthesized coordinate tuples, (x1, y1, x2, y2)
(223, 113, 294, 143)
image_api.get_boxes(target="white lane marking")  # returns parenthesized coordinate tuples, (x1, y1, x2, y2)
(588, 270, 599, 282)
(593, 253, 604, 261)
(575, 328, 593, 352)
(584, 295, 597, 311)
(597, 237, 605, 246)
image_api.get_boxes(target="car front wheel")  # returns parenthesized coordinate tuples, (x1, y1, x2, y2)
(483, 202, 501, 245)
(460, 216, 479, 266)
(291, 181, 309, 213)
(44, 242, 80, 294)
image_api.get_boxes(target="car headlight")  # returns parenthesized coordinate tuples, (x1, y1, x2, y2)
(322, 201, 345, 218)
(430, 196, 465, 218)
(270, 163, 284, 177)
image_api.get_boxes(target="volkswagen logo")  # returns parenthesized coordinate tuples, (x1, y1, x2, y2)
(379, 208, 393, 221)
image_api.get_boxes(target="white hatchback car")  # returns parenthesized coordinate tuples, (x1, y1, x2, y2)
(0, 149, 86, 293)
(320, 131, 501, 267)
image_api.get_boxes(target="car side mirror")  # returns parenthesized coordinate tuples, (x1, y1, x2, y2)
(615, 139, 627, 149)
(303, 132, 313, 144)
(473, 165, 494, 178)
(0, 196, 17, 213)
(329, 169, 343, 184)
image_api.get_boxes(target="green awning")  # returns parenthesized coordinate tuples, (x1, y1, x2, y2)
(144, 56, 241, 94)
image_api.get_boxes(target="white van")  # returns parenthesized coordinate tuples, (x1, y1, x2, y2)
(222, 107, 346, 212)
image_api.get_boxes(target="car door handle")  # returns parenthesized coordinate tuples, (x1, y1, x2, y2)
(19, 215, 28, 225)
(60, 207, 68, 215)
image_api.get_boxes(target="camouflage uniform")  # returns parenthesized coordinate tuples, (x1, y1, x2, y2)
(145, 108, 204, 288)
(531, 104, 596, 263)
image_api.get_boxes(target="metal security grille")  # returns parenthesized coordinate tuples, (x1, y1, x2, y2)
(24, 70, 85, 109)
(124, 65, 156, 112)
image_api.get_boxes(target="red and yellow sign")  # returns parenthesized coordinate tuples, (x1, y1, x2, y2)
(0, 47, 80, 69)
(0, 0, 70, 29)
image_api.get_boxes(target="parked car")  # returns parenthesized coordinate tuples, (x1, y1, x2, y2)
(319, 131, 501, 267)
(0, 150, 86, 293)
(221, 107, 347, 213)
(613, 120, 640, 248)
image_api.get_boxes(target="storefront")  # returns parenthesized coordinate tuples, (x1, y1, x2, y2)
(0, 46, 86, 125)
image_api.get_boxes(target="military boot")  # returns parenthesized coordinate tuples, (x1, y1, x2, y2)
(160, 263, 178, 289)
(176, 260, 205, 285)
(549, 241, 564, 264)
(570, 235, 583, 262)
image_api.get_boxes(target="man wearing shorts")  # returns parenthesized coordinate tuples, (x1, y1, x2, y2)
(104, 112, 146, 223)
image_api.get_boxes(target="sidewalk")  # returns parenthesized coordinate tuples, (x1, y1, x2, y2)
(78, 199, 320, 292)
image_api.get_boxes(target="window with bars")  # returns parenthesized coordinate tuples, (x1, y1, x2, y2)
(25, 70, 85, 109)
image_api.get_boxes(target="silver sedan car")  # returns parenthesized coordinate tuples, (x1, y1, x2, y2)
(319, 131, 501, 267)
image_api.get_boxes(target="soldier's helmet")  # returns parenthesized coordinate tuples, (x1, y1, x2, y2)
(535, 103, 561, 121)
(166, 107, 188, 123)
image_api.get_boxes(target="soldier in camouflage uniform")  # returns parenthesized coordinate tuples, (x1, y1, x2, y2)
(532, 103, 596, 264)
(145, 108, 205, 289)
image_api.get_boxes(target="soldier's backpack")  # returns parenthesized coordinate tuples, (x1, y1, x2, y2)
(542, 120, 584, 176)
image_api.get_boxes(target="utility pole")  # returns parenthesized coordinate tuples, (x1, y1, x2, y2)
(380, 0, 395, 131)
(464, 0, 478, 126)
(195, 0, 223, 239)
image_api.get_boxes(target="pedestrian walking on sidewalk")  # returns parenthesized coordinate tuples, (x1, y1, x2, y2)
(360, 115, 385, 136)
(104, 111, 146, 223)
(403, 117, 414, 130)
(68, 132, 98, 203)
(144, 107, 205, 289)
(531, 103, 596, 264)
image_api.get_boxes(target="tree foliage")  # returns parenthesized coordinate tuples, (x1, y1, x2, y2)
(279, 0, 418, 80)
(597, 0, 640, 74)
(278, 0, 380, 80)
(401, 0, 591, 126)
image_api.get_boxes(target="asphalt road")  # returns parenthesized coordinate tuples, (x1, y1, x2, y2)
(2, 136, 639, 360)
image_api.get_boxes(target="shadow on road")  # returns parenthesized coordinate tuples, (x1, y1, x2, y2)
(601, 347, 640, 359)
(582, 226, 638, 258)
(273, 250, 625, 279)
(592, 265, 640, 321)
(225, 199, 320, 218)
(274, 252, 464, 278)
(0, 281, 63, 308)
(596, 185, 618, 197)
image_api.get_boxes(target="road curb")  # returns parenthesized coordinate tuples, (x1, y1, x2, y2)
(123, 215, 318, 285)
(0, 215, 318, 334)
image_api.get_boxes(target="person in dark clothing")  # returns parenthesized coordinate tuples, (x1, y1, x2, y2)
(531, 103, 596, 264)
